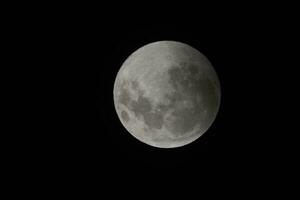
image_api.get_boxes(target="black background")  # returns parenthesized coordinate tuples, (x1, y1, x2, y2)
(13, 4, 296, 195)
(95, 21, 274, 179)
(91, 11, 297, 187)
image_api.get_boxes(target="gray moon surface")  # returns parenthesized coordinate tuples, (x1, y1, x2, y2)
(113, 41, 221, 148)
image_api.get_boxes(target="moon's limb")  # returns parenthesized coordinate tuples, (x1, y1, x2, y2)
(113, 41, 221, 148)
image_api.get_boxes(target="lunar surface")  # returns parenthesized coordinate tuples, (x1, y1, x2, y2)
(113, 41, 221, 148)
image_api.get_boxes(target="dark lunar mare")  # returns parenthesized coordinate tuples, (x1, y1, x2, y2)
(117, 62, 218, 139)
(118, 79, 165, 131)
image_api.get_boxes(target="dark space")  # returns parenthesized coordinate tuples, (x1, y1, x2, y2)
(22, 8, 293, 194)
(4, 2, 296, 197)
(91, 17, 297, 189)
(94, 22, 274, 180)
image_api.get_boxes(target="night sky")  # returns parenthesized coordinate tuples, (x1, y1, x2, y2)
(9, 3, 294, 196)
(95, 22, 273, 178)
(25, 9, 289, 191)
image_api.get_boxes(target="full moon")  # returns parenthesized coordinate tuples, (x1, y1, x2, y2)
(113, 41, 221, 148)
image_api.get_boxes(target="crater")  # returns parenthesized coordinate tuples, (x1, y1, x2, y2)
(121, 110, 130, 122)
(131, 94, 152, 118)
(131, 80, 139, 91)
(119, 85, 131, 107)
(144, 112, 163, 130)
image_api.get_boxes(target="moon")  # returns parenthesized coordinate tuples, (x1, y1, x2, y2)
(113, 41, 221, 148)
